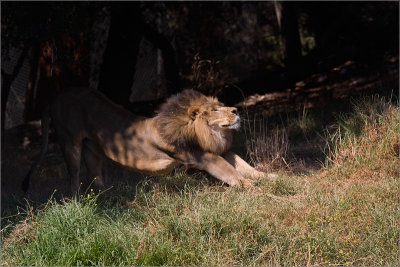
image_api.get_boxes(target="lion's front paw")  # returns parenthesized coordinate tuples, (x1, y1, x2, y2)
(229, 178, 253, 188)
(239, 178, 254, 188)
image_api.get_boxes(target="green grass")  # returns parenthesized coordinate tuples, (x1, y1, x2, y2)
(2, 96, 398, 266)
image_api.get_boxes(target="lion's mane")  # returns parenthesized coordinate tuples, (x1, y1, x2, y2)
(156, 89, 233, 154)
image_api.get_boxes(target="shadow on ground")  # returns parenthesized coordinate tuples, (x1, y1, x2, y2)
(1, 124, 147, 216)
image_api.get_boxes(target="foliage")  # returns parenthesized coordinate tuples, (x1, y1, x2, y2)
(1, 2, 398, 93)
(1, 2, 102, 56)
(190, 53, 228, 96)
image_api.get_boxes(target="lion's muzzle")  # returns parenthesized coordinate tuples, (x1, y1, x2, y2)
(223, 115, 240, 130)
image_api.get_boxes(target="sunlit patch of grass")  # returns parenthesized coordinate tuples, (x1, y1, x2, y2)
(323, 95, 398, 175)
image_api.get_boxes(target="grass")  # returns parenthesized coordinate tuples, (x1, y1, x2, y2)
(1, 96, 398, 266)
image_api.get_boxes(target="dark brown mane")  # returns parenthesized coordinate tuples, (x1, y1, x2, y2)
(156, 89, 224, 151)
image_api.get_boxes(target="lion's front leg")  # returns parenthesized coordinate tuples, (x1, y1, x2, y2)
(223, 151, 276, 179)
(187, 152, 253, 187)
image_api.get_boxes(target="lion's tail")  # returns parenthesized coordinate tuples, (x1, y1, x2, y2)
(21, 106, 51, 192)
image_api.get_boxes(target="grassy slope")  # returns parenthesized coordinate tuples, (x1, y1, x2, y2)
(1, 97, 398, 266)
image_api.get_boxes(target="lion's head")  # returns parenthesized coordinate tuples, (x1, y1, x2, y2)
(156, 89, 240, 154)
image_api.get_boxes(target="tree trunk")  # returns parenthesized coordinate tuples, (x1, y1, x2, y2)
(274, 0, 283, 31)
(24, 43, 41, 123)
(97, 3, 142, 107)
(281, 2, 302, 81)
(98, 3, 181, 112)
(140, 23, 180, 96)
(1, 46, 29, 132)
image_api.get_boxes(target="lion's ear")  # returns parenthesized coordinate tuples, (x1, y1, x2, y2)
(188, 106, 199, 120)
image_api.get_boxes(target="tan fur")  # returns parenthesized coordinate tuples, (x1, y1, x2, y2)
(23, 88, 269, 192)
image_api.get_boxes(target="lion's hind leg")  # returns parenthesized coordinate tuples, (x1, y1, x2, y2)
(60, 141, 83, 193)
(82, 141, 105, 191)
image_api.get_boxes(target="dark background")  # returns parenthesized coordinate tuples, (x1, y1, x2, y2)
(2, 1, 398, 127)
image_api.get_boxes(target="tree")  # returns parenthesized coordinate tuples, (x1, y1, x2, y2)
(98, 2, 180, 114)
(1, 47, 29, 132)
(278, 2, 303, 82)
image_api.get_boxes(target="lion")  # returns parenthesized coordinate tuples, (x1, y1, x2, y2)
(22, 87, 271, 192)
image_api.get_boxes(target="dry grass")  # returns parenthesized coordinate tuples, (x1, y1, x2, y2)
(190, 53, 228, 96)
(242, 111, 309, 172)
(245, 120, 290, 172)
(324, 95, 399, 178)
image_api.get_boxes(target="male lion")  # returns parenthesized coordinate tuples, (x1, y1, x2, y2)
(22, 88, 269, 192)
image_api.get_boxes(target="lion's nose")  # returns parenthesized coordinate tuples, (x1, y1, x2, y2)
(231, 108, 238, 115)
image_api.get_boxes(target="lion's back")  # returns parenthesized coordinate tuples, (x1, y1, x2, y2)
(50, 87, 141, 140)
